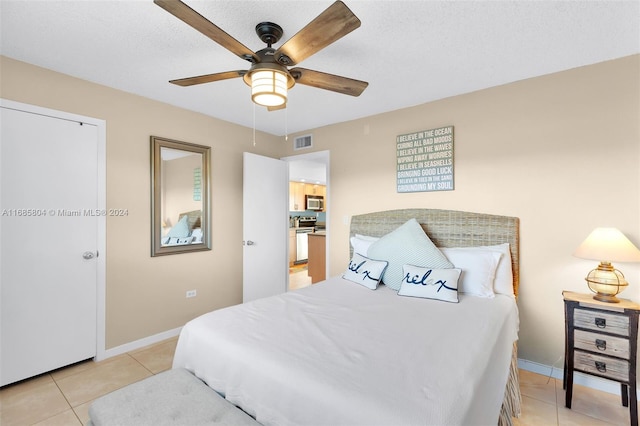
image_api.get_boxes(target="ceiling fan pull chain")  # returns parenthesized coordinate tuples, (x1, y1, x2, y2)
(285, 108, 288, 142)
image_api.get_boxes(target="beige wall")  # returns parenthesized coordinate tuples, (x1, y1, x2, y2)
(2, 54, 638, 367)
(0, 56, 281, 349)
(280, 55, 640, 366)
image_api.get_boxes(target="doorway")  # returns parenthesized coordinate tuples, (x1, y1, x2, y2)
(282, 150, 329, 291)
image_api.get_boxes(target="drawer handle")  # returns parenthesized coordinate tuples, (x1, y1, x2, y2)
(595, 317, 606, 328)
(595, 361, 607, 373)
(595, 339, 607, 351)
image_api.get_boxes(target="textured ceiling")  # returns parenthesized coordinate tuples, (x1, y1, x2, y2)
(1, 0, 638, 136)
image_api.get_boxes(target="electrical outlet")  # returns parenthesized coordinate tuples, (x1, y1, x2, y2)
(186, 290, 197, 298)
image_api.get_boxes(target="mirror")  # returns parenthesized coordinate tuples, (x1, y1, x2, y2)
(151, 136, 211, 256)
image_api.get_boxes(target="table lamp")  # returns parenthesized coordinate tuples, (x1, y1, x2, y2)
(573, 227, 640, 303)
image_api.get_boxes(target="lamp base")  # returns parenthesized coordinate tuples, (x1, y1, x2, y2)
(585, 262, 628, 304)
(593, 293, 621, 303)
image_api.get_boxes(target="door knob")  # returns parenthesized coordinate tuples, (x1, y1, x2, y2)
(246, 240, 255, 246)
(82, 251, 95, 260)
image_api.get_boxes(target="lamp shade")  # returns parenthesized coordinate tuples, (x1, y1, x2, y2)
(251, 69, 288, 107)
(243, 63, 295, 108)
(573, 228, 640, 262)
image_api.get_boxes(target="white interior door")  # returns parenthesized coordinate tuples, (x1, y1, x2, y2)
(0, 104, 101, 386)
(242, 152, 288, 303)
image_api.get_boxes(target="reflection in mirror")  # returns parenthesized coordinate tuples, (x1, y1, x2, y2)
(151, 136, 211, 256)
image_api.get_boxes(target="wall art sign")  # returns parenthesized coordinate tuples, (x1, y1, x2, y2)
(193, 167, 202, 201)
(396, 125, 454, 193)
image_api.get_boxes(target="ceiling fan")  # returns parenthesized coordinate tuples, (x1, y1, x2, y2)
(154, 0, 368, 110)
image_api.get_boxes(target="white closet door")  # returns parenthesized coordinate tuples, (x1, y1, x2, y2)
(1, 106, 99, 386)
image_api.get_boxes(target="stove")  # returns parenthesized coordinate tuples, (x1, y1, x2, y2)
(297, 216, 317, 228)
(294, 217, 316, 264)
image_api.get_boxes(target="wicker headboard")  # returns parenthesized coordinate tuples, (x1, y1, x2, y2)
(349, 209, 520, 296)
(178, 209, 202, 231)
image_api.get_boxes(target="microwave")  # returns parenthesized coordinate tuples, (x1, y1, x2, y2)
(305, 195, 324, 211)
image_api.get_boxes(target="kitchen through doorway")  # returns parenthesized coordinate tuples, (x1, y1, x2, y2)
(283, 150, 329, 291)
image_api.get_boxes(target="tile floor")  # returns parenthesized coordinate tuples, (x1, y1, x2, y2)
(0, 337, 177, 426)
(289, 266, 312, 290)
(516, 369, 630, 425)
(1, 337, 633, 425)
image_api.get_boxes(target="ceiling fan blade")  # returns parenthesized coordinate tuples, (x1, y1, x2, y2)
(291, 68, 368, 97)
(274, 1, 360, 66)
(267, 103, 287, 112)
(154, 0, 258, 62)
(169, 70, 245, 87)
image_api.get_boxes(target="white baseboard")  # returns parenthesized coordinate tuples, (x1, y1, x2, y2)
(97, 327, 182, 361)
(518, 358, 638, 400)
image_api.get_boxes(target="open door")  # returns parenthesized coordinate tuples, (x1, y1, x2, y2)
(242, 152, 288, 303)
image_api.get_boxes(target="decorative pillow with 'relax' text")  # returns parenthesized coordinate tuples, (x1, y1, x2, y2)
(343, 253, 388, 290)
(398, 264, 461, 303)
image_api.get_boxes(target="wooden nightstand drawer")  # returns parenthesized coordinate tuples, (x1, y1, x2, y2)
(574, 329, 630, 359)
(564, 291, 640, 426)
(574, 350, 629, 382)
(574, 308, 629, 336)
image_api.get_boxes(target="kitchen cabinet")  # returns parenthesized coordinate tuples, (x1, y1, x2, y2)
(289, 228, 296, 266)
(308, 232, 326, 283)
(289, 182, 326, 211)
(289, 182, 305, 211)
(311, 185, 327, 211)
(305, 183, 323, 196)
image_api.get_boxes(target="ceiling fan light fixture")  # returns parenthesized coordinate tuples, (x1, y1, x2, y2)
(157, 0, 367, 109)
(251, 69, 288, 107)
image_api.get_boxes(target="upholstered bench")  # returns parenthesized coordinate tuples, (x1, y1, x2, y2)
(87, 368, 260, 426)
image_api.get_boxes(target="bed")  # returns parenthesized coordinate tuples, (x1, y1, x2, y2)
(163, 209, 203, 245)
(173, 208, 521, 425)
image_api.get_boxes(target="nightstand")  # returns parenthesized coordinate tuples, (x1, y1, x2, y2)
(563, 290, 639, 426)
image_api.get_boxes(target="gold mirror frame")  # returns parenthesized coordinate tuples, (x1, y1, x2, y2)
(151, 136, 211, 256)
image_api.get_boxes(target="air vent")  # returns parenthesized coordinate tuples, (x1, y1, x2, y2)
(293, 134, 313, 150)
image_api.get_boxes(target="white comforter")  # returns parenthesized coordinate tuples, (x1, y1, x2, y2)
(173, 276, 519, 426)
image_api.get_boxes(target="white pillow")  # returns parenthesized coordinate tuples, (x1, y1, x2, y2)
(398, 265, 461, 303)
(367, 218, 454, 291)
(349, 234, 379, 256)
(441, 244, 514, 296)
(476, 243, 514, 296)
(166, 215, 190, 238)
(342, 253, 388, 290)
(191, 228, 203, 243)
(440, 247, 501, 298)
